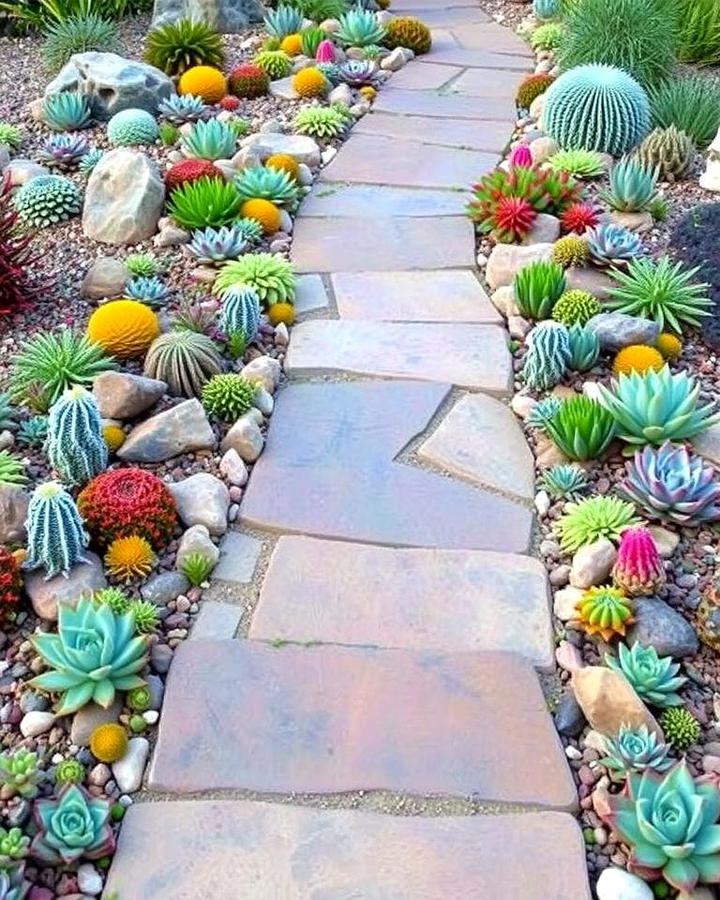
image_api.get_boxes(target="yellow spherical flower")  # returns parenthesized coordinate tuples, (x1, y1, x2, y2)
(280, 33, 303, 56)
(613, 344, 665, 376)
(87, 299, 159, 360)
(265, 153, 299, 181)
(103, 424, 126, 453)
(292, 67, 328, 98)
(268, 301, 295, 326)
(359, 85, 377, 102)
(656, 332, 682, 361)
(178, 65, 227, 103)
(90, 723, 128, 763)
(240, 197, 281, 234)
(104, 535, 155, 582)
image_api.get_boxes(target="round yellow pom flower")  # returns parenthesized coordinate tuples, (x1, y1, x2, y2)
(268, 301, 295, 326)
(265, 153, 299, 181)
(292, 67, 328, 98)
(103, 424, 126, 453)
(90, 723, 128, 763)
(87, 299, 159, 360)
(613, 344, 665, 376)
(178, 65, 227, 103)
(280, 33, 303, 56)
(240, 197, 281, 234)
(104, 535, 155, 582)
(656, 332, 682, 361)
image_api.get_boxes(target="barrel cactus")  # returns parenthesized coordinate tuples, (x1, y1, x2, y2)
(634, 126, 694, 183)
(144, 330, 223, 398)
(107, 108, 159, 147)
(24, 482, 89, 579)
(219, 284, 261, 342)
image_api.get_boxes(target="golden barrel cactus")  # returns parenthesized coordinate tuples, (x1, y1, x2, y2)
(178, 65, 227, 103)
(280, 33, 303, 56)
(240, 198, 281, 234)
(612, 344, 665, 376)
(384, 17, 432, 55)
(656, 332, 682, 361)
(292, 67, 328, 98)
(90, 723, 128, 763)
(265, 153, 299, 181)
(104, 534, 155, 582)
(87, 300, 160, 360)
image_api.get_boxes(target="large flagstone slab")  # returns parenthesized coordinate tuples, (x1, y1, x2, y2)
(240, 381, 533, 552)
(300, 183, 470, 217)
(105, 802, 590, 900)
(452, 22, 535, 56)
(252, 536, 553, 668)
(331, 270, 500, 322)
(353, 111, 509, 151)
(319, 133, 497, 189)
(284, 320, 512, 392)
(451, 67, 530, 97)
(291, 215, 474, 272)
(397, 6, 490, 24)
(417, 46, 532, 68)
(386, 61, 464, 90)
(148, 639, 577, 808)
(373, 88, 516, 120)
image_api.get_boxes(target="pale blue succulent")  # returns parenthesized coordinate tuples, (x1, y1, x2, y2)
(336, 7, 386, 47)
(219, 284, 261, 342)
(264, 3, 303, 37)
(180, 118, 236, 161)
(586, 222, 645, 267)
(45, 386, 107, 487)
(35, 132, 89, 169)
(522, 321, 571, 391)
(186, 225, 248, 264)
(317, 62, 343, 85)
(602, 156, 658, 213)
(537, 464, 589, 499)
(42, 91, 93, 131)
(157, 93, 206, 125)
(605, 642, 686, 708)
(526, 395, 563, 430)
(125, 276, 170, 308)
(235, 165, 298, 206)
(30, 784, 114, 865)
(567, 323, 600, 371)
(107, 108, 159, 146)
(23, 481, 89, 579)
(234, 216, 264, 244)
(601, 723, 672, 780)
(78, 147, 104, 175)
(533, 0, 561, 19)
(338, 59, 379, 86)
(0, 862, 27, 900)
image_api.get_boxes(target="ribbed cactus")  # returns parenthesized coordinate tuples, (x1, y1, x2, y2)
(24, 482, 89, 579)
(219, 285, 261, 342)
(634, 126, 693, 183)
(46, 386, 108, 487)
(542, 64, 650, 157)
(522, 321, 571, 391)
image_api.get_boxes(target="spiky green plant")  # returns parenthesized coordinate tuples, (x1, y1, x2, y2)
(575, 585, 635, 641)
(144, 330, 223, 398)
(0, 123, 21, 150)
(301, 25, 325, 57)
(144, 18, 224, 75)
(567, 323, 600, 371)
(556, 495, 639, 552)
(605, 641, 686, 707)
(214, 253, 295, 307)
(159, 121, 179, 146)
(0, 451, 26, 487)
(336, 7, 385, 46)
(293, 105, 349, 139)
(42, 92, 93, 131)
(0, 749, 42, 799)
(125, 252, 158, 278)
(546, 148, 605, 178)
(180, 118, 236, 161)
(235, 166, 298, 206)
(180, 551, 215, 586)
(530, 21, 564, 50)
(128, 599, 159, 635)
(15, 416, 48, 447)
(94, 586, 132, 615)
(514, 260, 566, 320)
(545, 396, 616, 461)
(659, 706, 701, 751)
(253, 50, 293, 79)
(167, 177, 243, 230)
(602, 157, 658, 213)
(201, 373, 257, 421)
(264, 3, 303, 37)
(42, 13, 121, 73)
(676, 0, 720, 66)
(537, 464, 589, 500)
(0, 393, 15, 430)
(650, 195, 669, 222)
(552, 289, 602, 326)
(649, 74, 720, 149)
(601, 724, 672, 779)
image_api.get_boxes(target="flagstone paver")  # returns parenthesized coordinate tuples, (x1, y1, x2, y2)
(293, 273, 329, 315)
(331, 270, 500, 322)
(374, 88, 517, 119)
(284, 320, 512, 392)
(415, 46, 533, 69)
(149, 640, 577, 808)
(189, 601, 242, 641)
(240, 380, 533, 552)
(211, 531, 261, 584)
(381, 60, 464, 90)
(353, 111, 510, 151)
(398, 7, 491, 26)
(251, 536, 553, 668)
(105, 802, 591, 900)
(452, 22, 535, 55)
(449, 67, 530, 97)
(301, 183, 471, 217)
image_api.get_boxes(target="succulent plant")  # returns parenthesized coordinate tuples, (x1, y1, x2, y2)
(235, 166, 298, 207)
(613, 526, 666, 596)
(41, 13, 122, 73)
(157, 93, 206, 125)
(635, 126, 694, 183)
(0, 451, 26, 487)
(124, 252, 158, 278)
(145, 18, 224, 76)
(229, 63, 269, 98)
(293, 105, 349, 139)
(181, 118, 236, 161)
(586, 222, 645, 268)
(127, 684, 152, 711)
(0, 863, 26, 900)
(42, 91, 92, 131)
(104, 535, 155, 582)
(525, 395, 563, 431)
(545, 396, 616, 461)
(124, 275, 170, 308)
(657, 332, 682, 361)
(180, 551, 215, 586)
(167, 176, 243, 230)
(552, 235, 589, 269)
(54, 758, 85, 786)
(16, 416, 48, 448)
(556, 495, 640, 553)
(514, 260, 566, 319)
(547, 149, 605, 179)
(30, 595, 149, 715)
(598, 366, 720, 448)
(575, 585, 635, 641)
(129, 598, 160, 634)
(107, 108, 159, 147)
(94, 586, 132, 615)
(561, 201, 600, 235)
(178, 65, 227, 104)
(144, 330, 223, 397)
(0, 122, 22, 150)
(264, 3, 304, 37)
(13, 174, 82, 229)
(552, 289, 602, 326)
(605, 641, 686, 707)
(0, 827, 29, 868)
(613, 344, 665, 376)
(508, 144, 532, 168)
(516, 73, 555, 110)
(45, 386, 108, 487)
(537, 464, 589, 500)
(336, 7, 386, 46)
(0, 749, 42, 799)
(36, 132, 89, 169)
(316, 61, 343, 85)
(87, 298, 159, 360)
(0, 393, 15, 431)
(602, 157, 658, 213)
(521, 321, 571, 391)
(601, 724, 672, 781)
(214, 253, 295, 308)
(338, 59, 379, 87)
(186, 224, 248, 265)
(201, 373, 257, 421)
(567, 323, 600, 372)
(219, 284, 261, 342)
(293, 67, 328, 98)
(384, 16, 431, 54)
(24, 482, 89, 579)
(253, 49, 293, 80)
(31, 783, 114, 865)
(659, 707, 701, 751)
(78, 147, 104, 175)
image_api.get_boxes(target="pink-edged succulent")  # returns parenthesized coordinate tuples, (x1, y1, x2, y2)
(600, 760, 720, 894)
(612, 526, 666, 597)
(508, 143, 532, 168)
(30, 784, 115, 866)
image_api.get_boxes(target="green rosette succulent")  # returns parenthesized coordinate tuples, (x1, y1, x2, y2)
(30, 783, 114, 865)
(601, 761, 720, 893)
(0, 749, 42, 799)
(605, 641, 686, 708)
(30, 596, 149, 715)
(601, 724, 672, 781)
(0, 827, 29, 868)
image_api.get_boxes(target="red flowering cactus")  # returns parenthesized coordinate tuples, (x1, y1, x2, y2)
(0, 546, 21, 626)
(561, 201, 600, 234)
(165, 158, 224, 192)
(508, 143, 533, 168)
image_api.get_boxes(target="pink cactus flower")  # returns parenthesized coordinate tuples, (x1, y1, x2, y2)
(612, 526, 666, 597)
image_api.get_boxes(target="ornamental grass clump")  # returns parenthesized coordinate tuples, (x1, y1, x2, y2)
(575, 586, 634, 642)
(513, 260, 566, 319)
(605, 641, 686, 707)
(545, 396, 616, 461)
(556, 495, 639, 552)
(649, 75, 720, 149)
(600, 724, 672, 780)
(42, 13, 121, 72)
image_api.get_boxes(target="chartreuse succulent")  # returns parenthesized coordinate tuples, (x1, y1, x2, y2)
(552, 235, 589, 269)
(661, 707, 701, 752)
(202, 373, 257, 421)
(552, 289, 601, 326)
(521, 321, 570, 391)
(45, 386, 108, 487)
(214, 253, 295, 308)
(129, 599, 160, 634)
(253, 49, 293, 79)
(547, 149, 605, 179)
(514, 260, 566, 320)
(545, 396, 615, 461)
(556, 496, 639, 552)
(181, 551, 216, 586)
(601, 724, 671, 781)
(0, 451, 26, 487)
(144, 18, 224, 76)
(293, 105, 349, 139)
(0, 748, 42, 799)
(24, 482, 89, 579)
(94, 586, 132, 616)
(537, 464, 589, 500)
(30, 595, 149, 715)
(125, 252, 158, 278)
(54, 758, 85, 786)
(605, 642, 686, 707)
(31, 784, 114, 865)
(0, 827, 29, 867)
(0, 122, 22, 150)
(575, 586, 634, 641)
(600, 761, 720, 893)
(598, 366, 720, 448)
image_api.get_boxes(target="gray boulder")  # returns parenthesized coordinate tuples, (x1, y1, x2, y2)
(23, 553, 106, 622)
(169, 473, 229, 536)
(586, 312, 660, 353)
(627, 597, 699, 659)
(92, 371, 167, 419)
(45, 52, 174, 118)
(83, 149, 165, 245)
(117, 399, 215, 462)
(152, 0, 266, 31)
(0, 486, 30, 544)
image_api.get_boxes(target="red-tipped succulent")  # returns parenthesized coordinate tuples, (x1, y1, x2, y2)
(0, 173, 44, 315)
(561, 202, 600, 235)
(0, 546, 21, 626)
(612, 526, 666, 597)
(492, 196, 537, 243)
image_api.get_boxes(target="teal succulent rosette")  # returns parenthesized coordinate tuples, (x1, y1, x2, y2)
(602, 761, 720, 893)
(31, 784, 114, 865)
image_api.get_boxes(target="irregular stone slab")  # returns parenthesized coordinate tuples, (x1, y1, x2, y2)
(253, 536, 552, 668)
(586, 312, 660, 353)
(106, 801, 590, 900)
(293, 274, 329, 314)
(374, 88, 515, 120)
(240, 132, 320, 166)
(169, 473, 229, 536)
(450, 67, 530, 97)
(0, 485, 29, 544)
(301, 183, 470, 217)
(285, 320, 511, 393)
(452, 23, 535, 56)
(418, 393, 534, 499)
(572, 667, 662, 739)
(354, 111, 510, 151)
(292, 215, 474, 272)
(212, 531, 261, 583)
(320, 133, 497, 189)
(189, 601, 242, 640)
(486, 242, 554, 290)
(395, 6, 490, 25)
(627, 597, 699, 658)
(387, 61, 463, 90)
(150, 640, 576, 807)
(241, 381, 532, 551)
(419, 46, 531, 69)
(176, 524, 220, 570)
(118, 399, 215, 463)
(81, 257, 128, 300)
(332, 270, 500, 322)
(24, 553, 106, 622)
(694, 424, 720, 467)
(152, 0, 265, 30)
(92, 371, 166, 419)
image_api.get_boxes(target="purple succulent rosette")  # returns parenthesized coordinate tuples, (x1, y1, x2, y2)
(30, 784, 115, 866)
(601, 761, 720, 893)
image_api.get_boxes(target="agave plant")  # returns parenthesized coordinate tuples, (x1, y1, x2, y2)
(235, 166, 298, 206)
(157, 93, 206, 125)
(567, 323, 600, 371)
(514, 260, 566, 320)
(586, 222, 645, 268)
(621, 441, 720, 526)
(598, 366, 720, 448)
(31, 784, 114, 865)
(338, 59, 379, 87)
(546, 148, 605, 178)
(145, 18, 224, 76)
(556, 495, 640, 552)
(525, 395, 563, 430)
(602, 157, 658, 213)
(167, 176, 243, 230)
(600, 761, 720, 893)
(42, 92, 92, 131)
(336, 7, 386, 46)
(545, 395, 616, 461)
(124, 276, 170, 308)
(181, 118, 236, 161)
(537, 463, 589, 500)
(601, 724, 672, 781)
(78, 147, 104, 175)
(605, 641, 686, 707)
(30, 596, 149, 715)
(35, 132, 89, 169)
(264, 3, 304, 37)
(186, 225, 248, 265)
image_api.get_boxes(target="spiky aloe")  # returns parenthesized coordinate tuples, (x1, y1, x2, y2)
(544, 395, 616, 461)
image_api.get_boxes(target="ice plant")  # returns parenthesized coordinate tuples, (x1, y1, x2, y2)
(612, 527, 666, 597)
(31, 784, 114, 865)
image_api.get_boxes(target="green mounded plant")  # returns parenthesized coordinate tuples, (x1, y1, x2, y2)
(181, 118, 236, 161)
(128, 599, 159, 635)
(293, 0, 347, 21)
(0, 122, 21, 150)
(521, 321, 571, 391)
(167, 177, 243, 230)
(605, 641, 686, 707)
(31, 784, 114, 865)
(235, 166, 298, 206)
(336, 7, 385, 46)
(24, 481, 89, 579)
(127, 684, 151, 711)
(0, 393, 15, 430)
(575, 585, 634, 641)
(264, 3, 303, 37)
(676, 0, 720, 66)
(181, 551, 215, 586)
(514, 260, 566, 320)
(660, 707, 701, 751)
(13, 174, 82, 228)
(602, 157, 658, 213)
(30, 595, 149, 715)
(530, 21, 564, 51)
(650, 195, 669, 222)
(552, 235, 589, 269)
(42, 91, 92, 131)
(649, 75, 720, 149)
(214, 253, 295, 308)
(54, 758, 85, 786)
(253, 49, 293, 80)
(0, 451, 26, 487)
(158, 121, 178, 147)
(293, 104, 349, 139)
(634, 126, 694, 183)
(607, 256, 712, 333)
(537, 463, 589, 500)
(144, 18, 224, 75)
(144, 330, 223, 398)
(516, 73, 554, 109)
(42, 12, 121, 72)
(0, 748, 42, 799)
(526, 395, 563, 431)
(201, 373, 257, 421)
(0, 826, 29, 867)
(125, 252, 158, 278)
(226, 116, 250, 139)
(546, 148, 604, 179)
(94, 586, 131, 615)
(552, 289, 601, 327)
(10, 329, 115, 412)
(107, 108, 158, 146)
(16, 416, 48, 448)
(601, 763, 720, 894)
(601, 724, 672, 780)
(45, 386, 107, 487)
(556, 495, 639, 552)
(545, 396, 616, 461)
(567, 323, 600, 371)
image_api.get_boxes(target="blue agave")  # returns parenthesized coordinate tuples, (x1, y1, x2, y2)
(336, 7, 386, 47)
(180, 118, 236, 161)
(157, 93, 206, 124)
(567, 322, 600, 371)
(42, 92, 93, 131)
(586, 222, 645, 267)
(125, 276, 170, 308)
(537, 463, 589, 500)
(186, 225, 248, 265)
(235, 165, 298, 206)
(525, 395, 563, 430)
(602, 156, 658, 213)
(264, 3, 303, 37)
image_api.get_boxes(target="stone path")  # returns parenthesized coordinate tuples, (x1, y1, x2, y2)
(106, 8, 592, 898)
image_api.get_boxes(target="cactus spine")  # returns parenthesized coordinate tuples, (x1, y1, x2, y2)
(522, 321, 571, 390)
(24, 482, 89, 579)
(219, 285, 261, 342)
(46, 386, 108, 486)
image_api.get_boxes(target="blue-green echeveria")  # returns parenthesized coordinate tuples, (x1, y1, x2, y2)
(601, 761, 720, 893)
(30, 784, 114, 865)
(605, 641, 686, 708)
(30, 596, 149, 715)
(601, 724, 672, 781)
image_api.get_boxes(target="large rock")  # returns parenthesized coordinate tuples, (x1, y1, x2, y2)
(0, 485, 30, 544)
(485, 242, 554, 290)
(565, 266, 616, 301)
(169, 474, 229, 536)
(569, 538, 617, 590)
(70, 698, 123, 744)
(83, 150, 165, 245)
(586, 312, 660, 353)
(627, 596, 699, 658)
(93, 371, 167, 419)
(45, 52, 173, 118)
(117, 399, 215, 463)
(152, 0, 265, 31)
(176, 523, 220, 569)
(23, 553, 106, 622)
(572, 666, 662, 738)
(240, 133, 321, 167)
(596, 868, 653, 900)
(81, 257, 128, 299)
(693, 423, 720, 467)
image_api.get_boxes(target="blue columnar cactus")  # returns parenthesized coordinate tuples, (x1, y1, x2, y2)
(45, 386, 108, 487)
(542, 64, 650, 156)
(107, 108, 159, 147)
(23, 481, 89, 579)
(219, 284, 261, 342)
(522, 321, 571, 391)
